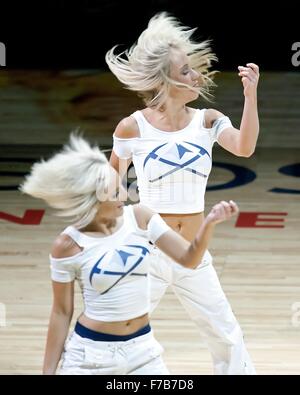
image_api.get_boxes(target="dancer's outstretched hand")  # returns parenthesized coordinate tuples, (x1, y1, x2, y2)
(206, 200, 239, 225)
(238, 63, 260, 98)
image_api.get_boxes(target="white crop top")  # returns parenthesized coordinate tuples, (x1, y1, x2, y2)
(49, 205, 171, 322)
(113, 109, 232, 213)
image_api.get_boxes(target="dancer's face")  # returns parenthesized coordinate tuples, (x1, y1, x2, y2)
(96, 167, 127, 218)
(168, 49, 202, 102)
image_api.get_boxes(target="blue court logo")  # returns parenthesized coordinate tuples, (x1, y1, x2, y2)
(89, 245, 150, 294)
(0, 42, 6, 66)
(143, 141, 211, 182)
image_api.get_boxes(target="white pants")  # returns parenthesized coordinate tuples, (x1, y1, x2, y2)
(149, 248, 256, 375)
(59, 330, 169, 375)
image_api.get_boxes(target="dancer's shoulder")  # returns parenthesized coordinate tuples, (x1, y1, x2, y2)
(132, 204, 156, 231)
(51, 234, 81, 259)
(114, 115, 140, 139)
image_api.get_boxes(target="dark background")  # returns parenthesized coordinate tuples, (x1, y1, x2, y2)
(0, 0, 299, 71)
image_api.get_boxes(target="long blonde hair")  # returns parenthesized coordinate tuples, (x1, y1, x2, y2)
(20, 133, 111, 228)
(105, 12, 217, 109)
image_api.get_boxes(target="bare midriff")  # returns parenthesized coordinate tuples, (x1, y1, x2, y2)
(78, 312, 150, 336)
(160, 211, 205, 242)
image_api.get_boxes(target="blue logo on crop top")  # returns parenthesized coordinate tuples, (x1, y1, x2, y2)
(89, 245, 150, 294)
(143, 141, 211, 182)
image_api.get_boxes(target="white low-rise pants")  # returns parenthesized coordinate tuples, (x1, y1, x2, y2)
(59, 328, 169, 375)
(149, 248, 256, 375)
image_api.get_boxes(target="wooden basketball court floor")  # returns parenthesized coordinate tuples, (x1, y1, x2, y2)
(0, 71, 299, 374)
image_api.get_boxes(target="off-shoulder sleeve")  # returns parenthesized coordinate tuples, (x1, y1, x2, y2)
(49, 253, 81, 282)
(112, 135, 137, 159)
(209, 116, 233, 143)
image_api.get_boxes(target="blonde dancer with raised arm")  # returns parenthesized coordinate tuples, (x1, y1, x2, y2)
(107, 12, 259, 374)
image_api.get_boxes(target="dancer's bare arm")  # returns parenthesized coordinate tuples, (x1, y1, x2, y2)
(43, 236, 76, 375)
(205, 63, 260, 158)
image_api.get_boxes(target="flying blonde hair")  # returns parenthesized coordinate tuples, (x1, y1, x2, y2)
(20, 133, 111, 228)
(105, 12, 217, 109)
